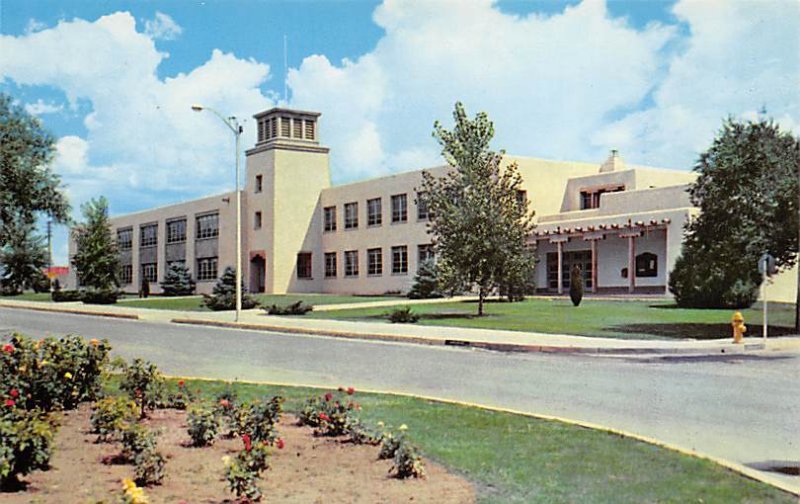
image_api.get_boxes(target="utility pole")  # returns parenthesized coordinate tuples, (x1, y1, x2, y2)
(47, 219, 52, 268)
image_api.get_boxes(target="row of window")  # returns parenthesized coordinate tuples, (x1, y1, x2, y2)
(297, 244, 435, 279)
(257, 116, 316, 143)
(579, 186, 624, 210)
(324, 193, 429, 232)
(118, 213, 219, 250)
(119, 257, 219, 284)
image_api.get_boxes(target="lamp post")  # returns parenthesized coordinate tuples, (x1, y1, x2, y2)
(191, 104, 243, 322)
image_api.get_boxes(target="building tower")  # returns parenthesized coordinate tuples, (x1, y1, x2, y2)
(244, 108, 331, 294)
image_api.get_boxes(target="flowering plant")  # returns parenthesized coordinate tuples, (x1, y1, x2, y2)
(0, 406, 57, 490)
(119, 358, 165, 419)
(90, 396, 138, 442)
(297, 389, 360, 437)
(187, 404, 219, 447)
(121, 478, 149, 504)
(225, 439, 271, 501)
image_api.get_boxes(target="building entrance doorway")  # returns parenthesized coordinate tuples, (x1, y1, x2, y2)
(546, 250, 593, 291)
(250, 255, 266, 293)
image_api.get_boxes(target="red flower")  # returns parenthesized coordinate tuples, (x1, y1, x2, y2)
(177, 380, 185, 388)
(276, 438, 285, 450)
(346, 387, 355, 395)
(5, 399, 14, 407)
(319, 413, 330, 422)
(242, 434, 252, 452)
(9, 389, 19, 398)
(134, 389, 142, 397)
(324, 392, 333, 402)
(219, 399, 231, 408)
(2, 344, 13, 354)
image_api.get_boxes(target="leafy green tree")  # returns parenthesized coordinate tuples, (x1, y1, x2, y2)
(160, 263, 196, 296)
(202, 266, 259, 311)
(420, 102, 536, 316)
(669, 117, 799, 316)
(0, 93, 69, 244)
(0, 218, 48, 295)
(407, 259, 442, 299)
(71, 197, 120, 291)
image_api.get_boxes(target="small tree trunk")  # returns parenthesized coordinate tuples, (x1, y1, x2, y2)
(478, 287, 485, 317)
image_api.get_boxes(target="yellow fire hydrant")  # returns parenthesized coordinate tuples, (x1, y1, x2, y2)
(731, 311, 746, 344)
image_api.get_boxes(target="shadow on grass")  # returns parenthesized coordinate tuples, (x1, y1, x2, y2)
(607, 323, 797, 340)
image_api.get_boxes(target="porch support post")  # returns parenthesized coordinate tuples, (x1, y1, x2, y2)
(591, 239, 598, 294)
(557, 240, 564, 295)
(628, 235, 635, 293)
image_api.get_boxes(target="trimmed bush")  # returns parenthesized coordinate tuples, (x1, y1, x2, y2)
(202, 267, 259, 311)
(160, 263, 196, 296)
(387, 306, 420, 323)
(81, 287, 119, 305)
(51, 289, 81, 302)
(569, 265, 583, 307)
(265, 300, 313, 315)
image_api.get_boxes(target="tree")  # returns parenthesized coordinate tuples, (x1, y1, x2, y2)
(160, 263, 196, 296)
(202, 266, 259, 311)
(420, 102, 536, 316)
(669, 117, 799, 317)
(0, 93, 70, 245)
(569, 265, 584, 307)
(0, 218, 47, 295)
(407, 259, 442, 299)
(71, 197, 120, 291)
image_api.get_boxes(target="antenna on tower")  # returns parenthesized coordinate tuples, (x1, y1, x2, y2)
(283, 34, 288, 103)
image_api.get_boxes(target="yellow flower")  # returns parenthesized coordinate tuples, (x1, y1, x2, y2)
(90, 338, 100, 347)
(37, 359, 49, 368)
(377, 421, 385, 428)
(122, 478, 136, 491)
(18, 365, 26, 373)
(399, 424, 408, 431)
(222, 455, 232, 467)
(64, 372, 73, 379)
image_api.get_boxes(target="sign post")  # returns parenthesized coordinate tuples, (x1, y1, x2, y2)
(758, 253, 777, 341)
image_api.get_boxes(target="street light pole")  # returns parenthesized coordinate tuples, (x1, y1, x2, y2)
(191, 104, 243, 322)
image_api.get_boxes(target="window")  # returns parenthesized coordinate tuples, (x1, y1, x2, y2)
(196, 213, 219, 239)
(254, 211, 262, 230)
(344, 250, 359, 277)
(367, 248, 383, 276)
(579, 185, 624, 210)
(255, 175, 263, 193)
(297, 253, 312, 279)
(546, 251, 593, 289)
(197, 257, 218, 281)
(392, 246, 408, 274)
(417, 244, 435, 267)
(258, 120, 265, 142)
(166, 219, 186, 244)
(120, 265, 133, 285)
(140, 224, 158, 248)
(367, 198, 382, 226)
(281, 117, 291, 137)
(636, 252, 658, 278)
(416, 191, 430, 220)
(391, 194, 407, 223)
(141, 263, 157, 283)
(323, 206, 337, 232)
(324, 252, 337, 278)
(516, 190, 527, 207)
(293, 119, 303, 138)
(270, 117, 277, 138)
(344, 202, 358, 229)
(305, 120, 315, 140)
(117, 228, 132, 250)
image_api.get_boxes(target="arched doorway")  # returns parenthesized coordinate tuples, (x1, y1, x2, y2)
(250, 253, 266, 293)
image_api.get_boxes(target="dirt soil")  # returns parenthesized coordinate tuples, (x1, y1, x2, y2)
(4, 405, 475, 503)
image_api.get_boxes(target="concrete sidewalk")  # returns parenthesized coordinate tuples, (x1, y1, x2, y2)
(2, 298, 799, 356)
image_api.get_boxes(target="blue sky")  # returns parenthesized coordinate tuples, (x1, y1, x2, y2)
(1, 0, 798, 264)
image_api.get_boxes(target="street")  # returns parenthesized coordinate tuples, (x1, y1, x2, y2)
(2, 307, 798, 489)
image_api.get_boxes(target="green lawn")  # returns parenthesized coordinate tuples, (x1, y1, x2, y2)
(116, 293, 404, 311)
(307, 297, 797, 340)
(0, 292, 54, 302)
(143, 378, 794, 503)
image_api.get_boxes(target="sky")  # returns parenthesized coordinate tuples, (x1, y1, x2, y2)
(1, 0, 798, 265)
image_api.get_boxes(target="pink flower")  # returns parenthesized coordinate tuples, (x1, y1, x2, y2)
(346, 387, 355, 395)
(9, 389, 19, 398)
(324, 392, 333, 402)
(319, 413, 330, 422)
(242, 434, 252, 452)
(5, 399, 15, 407)
(276, 438, 285, 450)
(219, 399, 231, 408)
(2, 344, 13, 354)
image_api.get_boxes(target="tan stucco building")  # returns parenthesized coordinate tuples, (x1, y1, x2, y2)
(67, 106, 798, 303)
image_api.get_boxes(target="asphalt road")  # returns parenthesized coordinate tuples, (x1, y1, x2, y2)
(2, 307, 799, 489)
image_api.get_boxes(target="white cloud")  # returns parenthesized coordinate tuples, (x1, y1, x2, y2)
(24, 98, 63, 115)
(144, 11, 183, 41)
(289, 0, 799, 181)
(0, 12, 274, 219)
(24, 19, 47, 34)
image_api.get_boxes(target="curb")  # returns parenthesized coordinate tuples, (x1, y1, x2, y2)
(0, 302, 139, 320)
(163, 374, 800, 498)
(171, 318, 771, 356)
